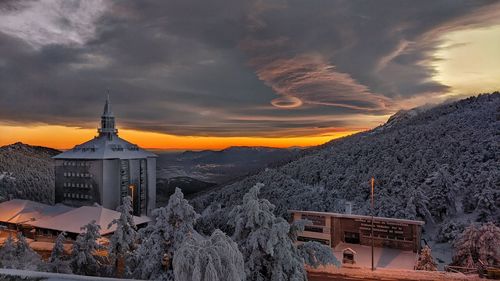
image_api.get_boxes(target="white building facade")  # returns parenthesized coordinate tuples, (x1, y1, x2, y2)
(53, 97, 157, 216)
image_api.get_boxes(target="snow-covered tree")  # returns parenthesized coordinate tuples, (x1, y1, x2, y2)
(416, 245, 437, 271)
(191, 93, 500, 240)
(229, 183, 307, 281)
(453, 222, 500, 266)
(289, 219, 340, 268)
(47, 232, 72, 273)
(108, 196, 137, 277)
(297, 242, 340, 268)
(70, 220, 105, 276)
(173, 229, 245, 281)
(0, 234, 16, 267)
(128, 188, 199, 280)
(0, 233, 42, 270)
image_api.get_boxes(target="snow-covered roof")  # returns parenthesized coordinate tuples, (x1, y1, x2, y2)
(53, 97, 157, 160)
(0, 199, 72, 224)
(289, 210, 425, 226)
(0, 199, 150, 235)
(30, 205, 150, 235)
(53, 134, 157, 160)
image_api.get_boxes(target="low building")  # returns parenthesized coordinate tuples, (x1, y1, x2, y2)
(0, 199, 149, 240)
(290, 210, 424, 253)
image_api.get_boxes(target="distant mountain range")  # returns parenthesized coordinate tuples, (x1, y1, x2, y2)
(192, 93, 500, 249)
(156, 146, 302, 184)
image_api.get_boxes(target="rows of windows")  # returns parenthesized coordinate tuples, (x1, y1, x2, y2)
(64, 193, 92, 200)
(63, 172, 92, 178)
(63, 161, 91, 167)
(63, 182, 93, 188)
(297, 236, 330, 246)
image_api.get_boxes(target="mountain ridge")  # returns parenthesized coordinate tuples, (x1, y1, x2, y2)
(192, 93, 500, 245)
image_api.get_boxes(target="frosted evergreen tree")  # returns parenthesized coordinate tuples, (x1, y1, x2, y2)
(0, 234, 16, 268)
(474, 181, 499, 222)
(0, 233, 42, 270)
(297, 242, 339, 268)
(290, 220, 340, 268)
(108, 196, 137, 277)
(416, 245, 437, 271)
(173, 229, 245, 281)
(405, 186, 433, 223)
(476, 223, 500, 266)
(70, 220, 105, 276)
(129, 188, 199, 280)
(229, 183, 307, 281)
(47, 232, 72, 273)
(453, 222, 500, 266)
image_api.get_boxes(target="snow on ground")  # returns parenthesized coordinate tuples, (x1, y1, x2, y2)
(333, 242, 417, 270)
(427, 240, 453, 270)
(0, 268, 144, 281)
(307, 265, 479, 281)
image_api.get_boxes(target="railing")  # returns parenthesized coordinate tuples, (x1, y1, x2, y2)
(444, 265, 478, 275)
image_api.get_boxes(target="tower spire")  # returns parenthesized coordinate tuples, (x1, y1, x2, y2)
(98, 93, 118, 138)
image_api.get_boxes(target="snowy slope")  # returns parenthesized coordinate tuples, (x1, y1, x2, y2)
(192, 93, 500, 246)
(0, 143, 60, 203)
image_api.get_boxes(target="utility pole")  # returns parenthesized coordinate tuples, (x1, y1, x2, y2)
(371, 177, 375, 271)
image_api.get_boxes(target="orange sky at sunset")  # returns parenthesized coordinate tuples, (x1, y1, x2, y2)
(1, 2, 499, 151)
(0, 124, 363, 150)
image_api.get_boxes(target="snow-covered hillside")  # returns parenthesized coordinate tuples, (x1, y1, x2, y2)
(192, 93, 500, 244)
(0, 142, 60, 203)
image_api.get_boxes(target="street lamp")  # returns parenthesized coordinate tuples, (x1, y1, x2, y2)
(371, 177, 375, 271)
(129, 185, 135, 211)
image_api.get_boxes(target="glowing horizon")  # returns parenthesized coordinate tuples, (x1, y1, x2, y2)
(0, 124, 364, 150)
(0, 1, 499, 150)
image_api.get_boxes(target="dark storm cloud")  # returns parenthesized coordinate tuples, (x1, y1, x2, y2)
(0, 0, 499, 137)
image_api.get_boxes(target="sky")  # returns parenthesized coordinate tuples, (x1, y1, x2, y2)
(0, 0, 499, 150)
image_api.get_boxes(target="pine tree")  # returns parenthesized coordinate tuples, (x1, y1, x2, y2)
(0, 233, 42, 270)
(108, 196, 137, 277)
(46, 232, 72, 273)
(70, 220, 105, 276)
(0, 234, 16, 268)
(453, 222, 500, 266)
(476, 222, 500, 266)
(173, 229, 245, 281)
(229, 183, 307, 281)
(128, 188, 199, 280)
(416, 245, 437, 271)
(297, 242, 340, 268)
(290, 219, 340, 268)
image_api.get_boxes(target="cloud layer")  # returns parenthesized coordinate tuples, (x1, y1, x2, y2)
(0, 0, 499, 137)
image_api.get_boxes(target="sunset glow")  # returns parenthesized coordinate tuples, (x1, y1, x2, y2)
(0, 124, 363, 150)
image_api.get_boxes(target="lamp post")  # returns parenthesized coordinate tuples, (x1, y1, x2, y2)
(371, 177, 375, 271)
(129, 184, 135, 212)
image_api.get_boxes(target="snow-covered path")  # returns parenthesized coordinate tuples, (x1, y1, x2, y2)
(0, 268, 145, 281)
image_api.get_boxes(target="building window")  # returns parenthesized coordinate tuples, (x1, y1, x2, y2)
(297, 236, 330, 246)
(304, 226, 324, 233)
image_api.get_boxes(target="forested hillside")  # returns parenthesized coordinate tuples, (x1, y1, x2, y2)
(0, 142, 59, 203)
(192, 93, 500, 242)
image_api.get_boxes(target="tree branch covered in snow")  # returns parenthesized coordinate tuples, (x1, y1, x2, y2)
(173, 229, 245, 281)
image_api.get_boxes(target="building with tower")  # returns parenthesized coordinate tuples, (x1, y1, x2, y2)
(53, 97, 157, 216)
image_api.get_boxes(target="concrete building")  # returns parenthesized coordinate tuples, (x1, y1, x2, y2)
(290, 210, 424, 252)
(53, 97, 157, 216)
(290, 210, 425, 269)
